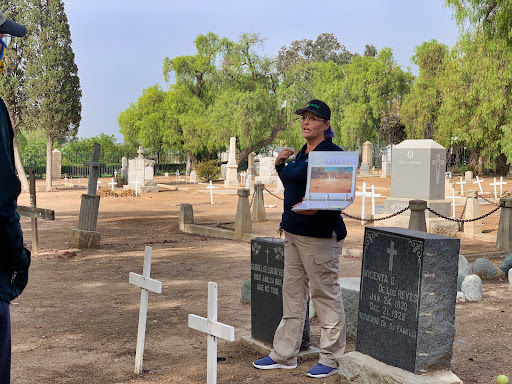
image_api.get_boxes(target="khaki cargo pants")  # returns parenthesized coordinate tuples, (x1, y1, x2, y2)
(269, 231, 346, 368)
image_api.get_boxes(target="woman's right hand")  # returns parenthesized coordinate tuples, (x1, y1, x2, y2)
(275, 148, 294, 166)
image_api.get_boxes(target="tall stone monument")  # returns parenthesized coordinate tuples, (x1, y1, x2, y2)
(377, 140, 451, 232)
(52, 149, 62, 180)
(224, 137, 239, 186)
(248, 152, 257, 177)
(338, 227, 462, 383)
(125, 146, 158, 193)
(360, 141, 373, 175)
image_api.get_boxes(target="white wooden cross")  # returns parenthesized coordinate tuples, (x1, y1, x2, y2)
(446, 187, 462, 218)
(473, 175, 484, 194)
(175, 170, 180, 184)
(64, 175, 68, 187)
(490, 177, 501, 199)
(108, 177, 116, 192)
(206, 180, 218, 205)
(165, 172, 169, 178)
(456, 176, 466, 196)
(188, 282, 235, 384)
(96, 180, 102, 191)
(133, 177, 141, 196)
(129, 246, 162, 374)
(356, 183, 381, 224)
(496, 176, 507, 197)
(114, 170, 118, 178)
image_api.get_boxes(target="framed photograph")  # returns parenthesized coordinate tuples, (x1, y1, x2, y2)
(292, 151, 359, 211)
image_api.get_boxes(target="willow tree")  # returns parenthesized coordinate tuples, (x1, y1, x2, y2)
(401, 40, 449, 140)
(24, 0, 81, 191)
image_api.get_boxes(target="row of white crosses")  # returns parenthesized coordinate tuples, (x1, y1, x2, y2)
(355, 182, 381, 225)
(456, 175, 507, 199)
(490, 177, 507, 199)
(129, 246, 234, 383)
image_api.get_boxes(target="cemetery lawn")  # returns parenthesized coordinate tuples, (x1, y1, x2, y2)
(12, 176, 512, 383)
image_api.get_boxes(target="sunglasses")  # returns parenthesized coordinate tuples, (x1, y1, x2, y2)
(301, 115, 326, 122)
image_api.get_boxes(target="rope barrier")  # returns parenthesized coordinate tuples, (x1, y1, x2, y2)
(426, 204, 503, 223)
(264, 186, 284, 201)
(340, 206, 410, 222)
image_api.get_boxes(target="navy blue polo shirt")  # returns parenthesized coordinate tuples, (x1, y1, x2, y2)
(276, 138, 347, 241)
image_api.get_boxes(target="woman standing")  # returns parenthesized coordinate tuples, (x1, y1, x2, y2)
(253, 99, 347, 379)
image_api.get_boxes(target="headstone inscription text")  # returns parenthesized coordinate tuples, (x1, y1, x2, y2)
(356, 227, 460, 374)
(357, 227, 423, 373)
(251, 237, 285, 344)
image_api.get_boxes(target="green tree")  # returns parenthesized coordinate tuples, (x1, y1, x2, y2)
(445, 0, 512, 45)
(276, 33, 353, 75)
(437, 33, 512, 174)
(0, 0, 30, 191)
(18, 127, 47, 167)
(335, 48, 413, 149)
(401, 40, 449, 140)
(24, 0, 81, 191)
(118, 85, 169, 165)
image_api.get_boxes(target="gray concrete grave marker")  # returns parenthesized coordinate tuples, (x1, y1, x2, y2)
(69, 143, 103, 249)
(380, 140, 450, 231)
(188, 282, 235, 384)
(355, 227, 460, 374)
(129, 246, 162, 374)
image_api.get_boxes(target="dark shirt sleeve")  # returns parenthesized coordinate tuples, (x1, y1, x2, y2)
(0, 97, 29, 271)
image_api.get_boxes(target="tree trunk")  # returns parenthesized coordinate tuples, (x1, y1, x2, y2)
(495, 153, 508, 176)
(12, 132, 29, 192)
(45, 136, 53, 192)
(186, 150, 196, 174)
(469, 149, 480, 174)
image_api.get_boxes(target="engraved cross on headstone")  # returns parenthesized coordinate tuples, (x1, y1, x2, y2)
(431, 154, 445, 185)
(387, 241, 397, 274)
(265, 248, 270, 263)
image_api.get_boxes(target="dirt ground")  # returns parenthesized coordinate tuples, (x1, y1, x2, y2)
(10, 174, 512, 383)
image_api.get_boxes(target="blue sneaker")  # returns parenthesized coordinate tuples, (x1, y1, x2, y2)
(253, 356, 297, 370)
(306, 363, 338, 378)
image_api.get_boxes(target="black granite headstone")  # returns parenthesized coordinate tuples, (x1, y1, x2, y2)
(251, 237, 310, 347)
(356, 227, 460, 374)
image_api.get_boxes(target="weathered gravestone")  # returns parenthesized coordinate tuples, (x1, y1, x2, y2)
(52, 149, 62, 180)
(69, 143, 102, 249)
(255, 157, 279, 186)
(249, 237, 311, 350)
(360, 141, 373, 175)
(376, 140, 452, 233)
(350, 227, 460, 378)
(125, 146, 159, 193)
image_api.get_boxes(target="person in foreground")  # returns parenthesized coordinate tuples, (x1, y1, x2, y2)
(253, 99, 347, 379)
(0, 11, 30, 384)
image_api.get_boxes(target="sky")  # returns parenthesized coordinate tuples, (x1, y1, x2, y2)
(62, 0, 460, 142)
